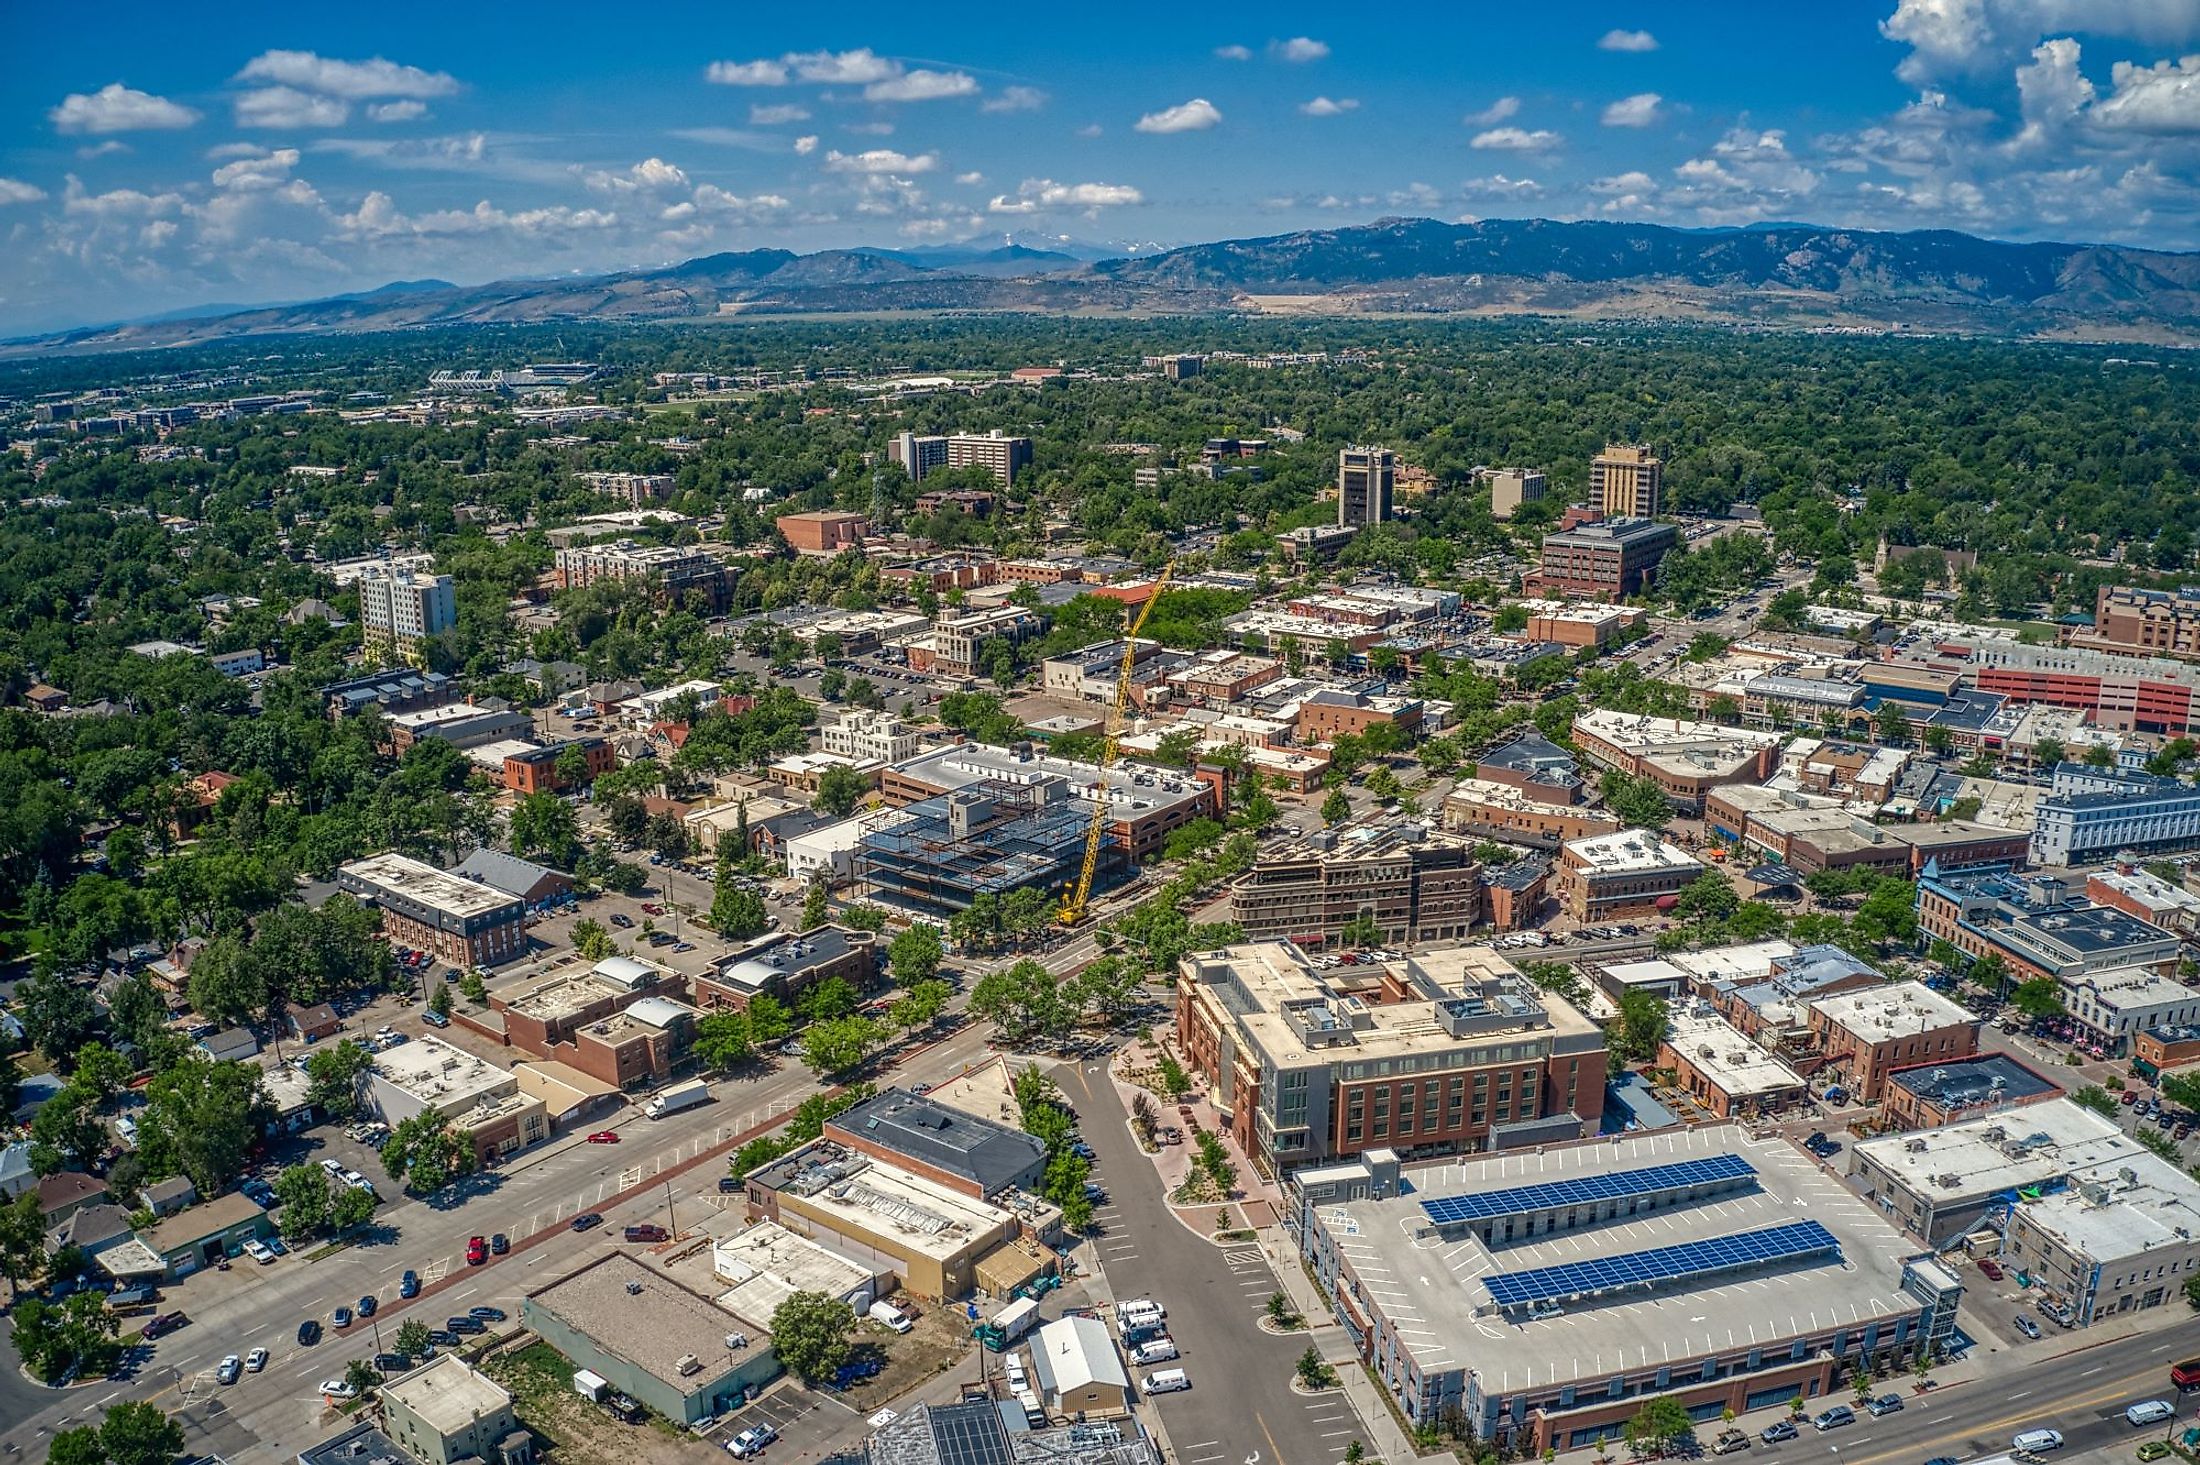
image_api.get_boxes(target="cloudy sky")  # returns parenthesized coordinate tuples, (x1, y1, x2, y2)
(10, 1, 2200, 333)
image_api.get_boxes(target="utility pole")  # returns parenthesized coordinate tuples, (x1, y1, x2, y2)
(664, 1178, 678, 1238)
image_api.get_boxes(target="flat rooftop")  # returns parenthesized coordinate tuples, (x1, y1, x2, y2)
(373, 1035, 514, 1107)
(1564, 830, 1703, 877)
(1316, 1126, 1920, 1392)
(2069, 964, 2197, 1008)
(1853, 1097, 2150, 1201)
(1886, 1052, 2059, 1112)
(1664, 1007, 1806, 1096)
(2019, 1150, 2200, 1263)
(526, 1251, 764, 1391)
(829, 1087, 1044, 1195)
(1810, 981, 1976, 1043)
(340, 852, 519, 920)
(752, 1143, 1012, 1260)
(714, 1220, 875, 1320)
(380, 1354, 512, 1435)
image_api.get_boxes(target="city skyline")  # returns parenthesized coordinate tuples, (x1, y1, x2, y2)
(13, 2, 2200, 331)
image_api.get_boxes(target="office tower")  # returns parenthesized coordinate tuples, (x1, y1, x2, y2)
(1589, 444, 1663, 519)
(1337, 446, 1395, 528)
(1488, 468, 1549, 521)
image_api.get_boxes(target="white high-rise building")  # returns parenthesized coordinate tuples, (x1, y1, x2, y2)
(358, 569, 456, 668)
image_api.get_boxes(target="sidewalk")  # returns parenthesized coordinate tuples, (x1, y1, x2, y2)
(1256, 1228, 1451, 1465)
(1104, 1034, 1286, 1233)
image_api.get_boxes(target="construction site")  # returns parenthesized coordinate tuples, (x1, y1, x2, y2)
(854, 781, 1129, 917)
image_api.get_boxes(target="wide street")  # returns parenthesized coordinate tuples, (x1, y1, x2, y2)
(0, 1003, 1004, 1462)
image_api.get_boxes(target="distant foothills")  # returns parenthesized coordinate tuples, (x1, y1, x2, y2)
(18, 215, 2200, 355)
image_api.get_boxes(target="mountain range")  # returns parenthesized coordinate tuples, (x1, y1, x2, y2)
(17, 216, 2200, 355)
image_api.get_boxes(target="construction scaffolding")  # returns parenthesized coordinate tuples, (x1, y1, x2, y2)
(855, 778, 1128, 916)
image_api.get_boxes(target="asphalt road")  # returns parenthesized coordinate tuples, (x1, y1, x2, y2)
(1053, 1061, 1371, 1465)
(1, 1011, 1003, 1463)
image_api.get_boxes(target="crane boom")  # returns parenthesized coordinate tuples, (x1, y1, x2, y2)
(1059, 562, 1174, 926)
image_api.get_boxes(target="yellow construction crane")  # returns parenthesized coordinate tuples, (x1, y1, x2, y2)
(1060, 561, 1174, 926)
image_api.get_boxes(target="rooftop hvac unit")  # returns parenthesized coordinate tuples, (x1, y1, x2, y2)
(1934, 1174, 1962, 1189)
(726, 1332, 748, 1350)
(676, 1354, 702, 1377)
(625, 1280, 644, 1296)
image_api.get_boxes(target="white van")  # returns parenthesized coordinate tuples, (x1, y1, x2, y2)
(1142, 1369, 1190, 1396)
(1116, 1298, 1164, 1322)
(2125, 1402, 2175, 1427)
(1117, 1300, 1164, 1329)
(868, 1300, 913, 1334)
(1130, 1338, 1179, 1366)
(2013, 1429, 2065, 1453)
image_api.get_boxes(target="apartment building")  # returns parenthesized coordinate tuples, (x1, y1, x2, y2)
(2069, 584, 2200, 662)
(337, 853, 529, 968)
(1572, 709, 1782, 809)
(1555, 830, 1705, 921)
(357, 568, 456, 668)
(500, 736, 615, 794)
(946, 431, 1033, 487)
(1806, 981, 1981, 1101)
(1939, 637, 2200, 735)
(2032, 762, 2200, 865)
(1486, 467, 1548, 521)
(1531, 518, 1681, 600)
(552, 539, 730, 612)
(1337, 446, 1395, 528)
(1588, 444, 1663, 519)
(889, 432, 950, 480)
(1657, 1006, 1810, 1119)
(1915, 867, 2181, 984)
(821, 709, 920, 765)
(1175, 942, 1606, 1175)
(775, 510, 870, 556)
(579, 471, 675, 505)
(1442, 779, 1623, 848)
(1229, 828, 1483, 947)
(909, 606, 1045, 675)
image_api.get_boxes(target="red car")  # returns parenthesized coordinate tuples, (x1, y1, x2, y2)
(142, 1311, 188, 1339)
(586, 1131, 620, 1144)
(641, 903, 663, 916)
(466, 1235, 487, 1266)
(623, 1224, 669, 1243)
(1978, 1258, 2004, 1280)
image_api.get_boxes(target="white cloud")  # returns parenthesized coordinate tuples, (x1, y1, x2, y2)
(1601, 92, 1664, 127)
(865, 69, 978, 102)
(794, 135, 820, 155)
(845, 121, 896, 135)
(236, 87, 350, 129)
(1667, 126, 1821, 223)
(583, 157, 690, 193)
(236, 50, 459, 100)
(1214, 43, 1253, 60)
(335, 190, 617, 240)
(1135, 97, 1223, 133)
(688, 184, 789, 215)
(1592, 170, 1659, 194)
(670, 127, 777, 152)
(1464, 96, 1521, 127)
(207, 141, 268, 160)
(990, 177, 1144, 213)
(2012, 36, 2096, 148)
(75, 140, 129, 159)
(1459, 174, 1544, 197)
(706, 59, 789, 86)
(956, 170, 985, 184)
(2094, 53, 2200, 132)
(1470, 126, 1561, 151)
(749, 103, 811, 125)
(823, 148, 938, 174)
(1880, 0, 2200, 82)
(212, 147, 301, 190)
(368, 100, 428, 123)
(1598, 28, 1660, 52)
(981, 86, 1048, 114)
(1299, 96, 1359, 117)
(787, 48, 899, 84)
(61, 175, 186, 220)
(0, 178, 47, 205)
(50, 83, 201, 135)
(1271, 36, 1330, 62)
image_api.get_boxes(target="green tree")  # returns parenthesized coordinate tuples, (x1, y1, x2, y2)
(1608, 989, 1671, 1066)
(10, 1292, 122, 1384)
(1674, 871, 1740, 923)
(891, 979, 952, 1032)
(812, 764, 870, 818)
(801, 1015, 885, 1077)
(696, 1010, 755, 1070)
(274, 1164, 334, 1240)
(572, 917, 614, 960)
(2070, 1086, 2120, 1118)
(1623, 1396, 1694, 1457)
(459, 969, 488, 1005)
(1338, 912, 1386, 949)
(508, 791, 582, 868)
(330, 1182, 377, 1232)
(427, 980, 452, 1018)
(2159, 1070, 2200, 1115)
(745, 994, 794, 1046)
(887, 923, 944, 985)
(136, 1060, 272, 1197)
(98, 1399, 186, 1465)
(801, 880, 831, 931)
(19, 969, 105, 1062)
(380, 1111, 475, 1194)
(345, 1357, 383, 1395)
(713, 884, 769, 939)
(304, 1039, 374, 1120)
(1296, 1345, 1335, 1389)
(1600, 770, 1673, 830)
(395, 1319, 434, 1357)
(0, 1191, 48, 1301)
(769, 1291, 857, 1384)
(1320, 788, 1350, 826)
(2011, 978, 2065, 1022)
(49, 1428, 104, 1465)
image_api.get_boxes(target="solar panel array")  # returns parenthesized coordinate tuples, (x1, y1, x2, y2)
(1418, 1152, 1757, 1227)
(1481, 1219, 1841, 1310)
(928, 1402, 1014, 1465)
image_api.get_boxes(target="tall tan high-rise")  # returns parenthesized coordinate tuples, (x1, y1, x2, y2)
(1589, 444, 1663, 519)
(1337, 446, 1395, 528)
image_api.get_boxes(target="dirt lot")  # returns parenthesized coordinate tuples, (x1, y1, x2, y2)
(485, 1341, 722, 1464)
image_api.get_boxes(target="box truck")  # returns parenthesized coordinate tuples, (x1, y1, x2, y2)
(646, 1078, 711, 1119)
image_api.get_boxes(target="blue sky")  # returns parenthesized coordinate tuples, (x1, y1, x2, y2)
(10, 1, 2200, 332)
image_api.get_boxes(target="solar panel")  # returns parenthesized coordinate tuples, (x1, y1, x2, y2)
(1418, 1153, 1757, 1227)
(1481, 1220, 1840, 1311)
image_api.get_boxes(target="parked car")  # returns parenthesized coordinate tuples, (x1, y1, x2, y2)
(142, 1311, 189, 1340)
(356, 1294, 377, 1318)
(319, 1379, 360, 1400)
(586, 1131, 621, 1144)
(1867, 1394, 1904, 1417)
(491, 1233, 509, 1254)
(466, 1235, 488, 1265)
(1979, 1259, 2005, 1280)
(422, 1009, 451, 1028)
(1758, 1421, 1798, 1444)
(610, 914, 635, 928)
(297, 1319, 321, 1346)
(242, 1239, 276, 1264)
(572, 1212, 603, 1232)
(729, 1425, 779, 1457)
(332, 1306, 353, 1329)
(624, 1224, 670, 1243)
(2015, 1314, 2042, 1339)
(469, 1306, 508, 1322)
(719, 1176, 744, 1194)
(400, 1270, 420, 1298)
(447, 1316, 486, 1335)
(1811, 1407, 1854, 1432)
